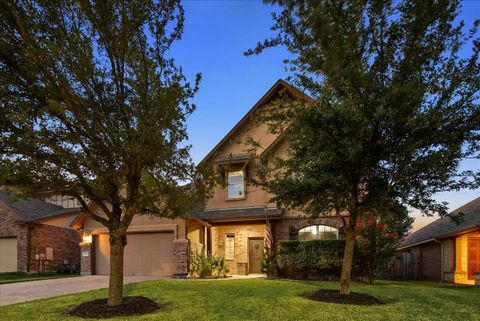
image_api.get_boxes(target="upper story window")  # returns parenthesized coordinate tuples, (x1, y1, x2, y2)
(227, 170, 245, 199)
(298, 225, 339, 241)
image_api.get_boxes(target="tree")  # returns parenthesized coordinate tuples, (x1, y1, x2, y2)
(0, 0, 208, 306)
(355, 202, 413, 284)
(246, 0, 480, 295)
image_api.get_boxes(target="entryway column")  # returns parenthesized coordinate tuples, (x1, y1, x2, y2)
(173, 239, 189, 277)
(80, 243, 94, 275)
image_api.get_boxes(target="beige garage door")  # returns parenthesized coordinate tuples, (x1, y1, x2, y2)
(0, 238, 18, 272)
(95, 232, 174, 276)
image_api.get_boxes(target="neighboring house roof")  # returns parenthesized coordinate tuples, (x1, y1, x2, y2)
(198, 79, 313, 168)
(0, 190, 79, 222)
(399, 197, 480, 249)
(190, 206, 283, 222)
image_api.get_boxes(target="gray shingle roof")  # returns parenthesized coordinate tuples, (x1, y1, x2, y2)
(0, 190, 79, 222)
(400, 197, 480, 249)
(190, 206, 282, 221)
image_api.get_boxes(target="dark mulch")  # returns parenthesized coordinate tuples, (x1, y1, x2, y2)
(304, 289, 384, 305)
(68, 296, 160, 319)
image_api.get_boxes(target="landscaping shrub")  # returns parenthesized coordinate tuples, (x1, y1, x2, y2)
(276, 239, 348, 279)
(189, 249, 229, 278)
(261, 247, 276, 277)
(355, 219, 400, 284)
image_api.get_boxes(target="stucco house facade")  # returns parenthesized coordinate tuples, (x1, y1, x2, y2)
(398, 197, 480, 285)
(76, 80, 346, 277)
(0, 190, 81, 273)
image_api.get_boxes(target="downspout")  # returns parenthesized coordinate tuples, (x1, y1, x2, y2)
(434, 239, 444, 283)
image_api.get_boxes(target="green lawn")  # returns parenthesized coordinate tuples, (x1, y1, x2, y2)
(0, 272, 78, 284)
(1, 279, 479, 321)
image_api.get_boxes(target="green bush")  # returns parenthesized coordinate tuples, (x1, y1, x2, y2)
(189, 249, 229, 278)
(261, 247, 276, 277)
(211, 255, 229, 278)
(276, 239, 347, 279)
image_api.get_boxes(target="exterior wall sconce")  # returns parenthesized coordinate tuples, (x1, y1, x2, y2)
(82, 234, 92, 244)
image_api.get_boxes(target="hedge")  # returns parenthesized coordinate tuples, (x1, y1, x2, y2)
(275, 239, 350, 279)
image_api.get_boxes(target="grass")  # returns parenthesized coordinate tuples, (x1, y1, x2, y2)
(0, 279, 479, 321)
(0, 272, 78, 284)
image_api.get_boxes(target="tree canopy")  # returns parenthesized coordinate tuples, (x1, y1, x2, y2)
(247, 0, 480, 294)
(0, 0, 208, 305)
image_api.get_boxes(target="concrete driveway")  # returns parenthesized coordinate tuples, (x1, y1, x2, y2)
(0, 275, 164, 306)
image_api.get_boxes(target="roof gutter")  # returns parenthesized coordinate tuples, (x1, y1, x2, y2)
(397, 238, 436, 250)
(185, 215, 212, 228)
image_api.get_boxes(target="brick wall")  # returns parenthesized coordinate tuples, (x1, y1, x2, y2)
(0, 201, 19, 237)
(0, 202, 29, 272)
(28, 223, 81, 273)
(419, 241, 442, 280)
(276, 217, 345, 241)
(16, 225, 30, 272)
(442, 238, 455, 283)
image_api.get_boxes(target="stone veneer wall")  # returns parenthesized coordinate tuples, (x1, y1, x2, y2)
(211, 223, 266, 275)
(80, 243, 94, 275)
(173, 239, 189, 276)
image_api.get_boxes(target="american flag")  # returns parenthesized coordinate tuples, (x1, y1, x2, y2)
(265, 219, 273, 251)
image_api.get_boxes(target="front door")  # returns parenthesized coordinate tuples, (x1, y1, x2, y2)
(248, 238, 264, 274)
(468, 238, 480, 280)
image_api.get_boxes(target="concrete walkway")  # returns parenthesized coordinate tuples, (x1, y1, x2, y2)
(0, 275, 164, 306)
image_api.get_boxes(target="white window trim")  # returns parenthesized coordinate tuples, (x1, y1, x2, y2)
(298, 225, 339, 241)
(225, 233, 235, 260)
(226, 170, 246, 200)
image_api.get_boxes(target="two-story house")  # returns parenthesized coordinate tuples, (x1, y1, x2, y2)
(76, 80, 345, 277)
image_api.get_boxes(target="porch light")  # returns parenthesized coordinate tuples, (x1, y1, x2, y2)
(82, 234, 92, 244)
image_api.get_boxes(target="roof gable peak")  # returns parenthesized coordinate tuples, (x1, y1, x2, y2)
(198, 79, 312, 167)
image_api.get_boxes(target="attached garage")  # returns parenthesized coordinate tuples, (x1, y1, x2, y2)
(94, 232, 174, 276)
(0, 237, 18, 272)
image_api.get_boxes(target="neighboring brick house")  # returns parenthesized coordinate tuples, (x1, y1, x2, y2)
(398, 197, 480, 285)
(0, 190, 81, 273)
(75, 80, 347, 277)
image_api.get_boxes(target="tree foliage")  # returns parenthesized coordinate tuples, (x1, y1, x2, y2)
(355, 205, 412, 284)
(276, 240, 346, 278)
(0, 0, 209, 305)
(247, 0, 480, 294)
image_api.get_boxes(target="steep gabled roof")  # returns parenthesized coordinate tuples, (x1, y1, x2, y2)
(0, 190, 79, 222)
(399, 197, 480, 249)
(198, 79, 313, 167)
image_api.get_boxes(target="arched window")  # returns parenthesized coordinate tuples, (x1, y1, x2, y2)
(298, 225, 339, 241)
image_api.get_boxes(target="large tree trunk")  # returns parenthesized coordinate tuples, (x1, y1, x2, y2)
(340, 230, 356, 295)
(108, 233, 126, 306)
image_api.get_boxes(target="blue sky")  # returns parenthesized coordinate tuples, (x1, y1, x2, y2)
(170, 0, 480, 214)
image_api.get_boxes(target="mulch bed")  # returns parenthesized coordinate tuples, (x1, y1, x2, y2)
(68, 296, 161, 319)
(304, 289, 384, 305)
